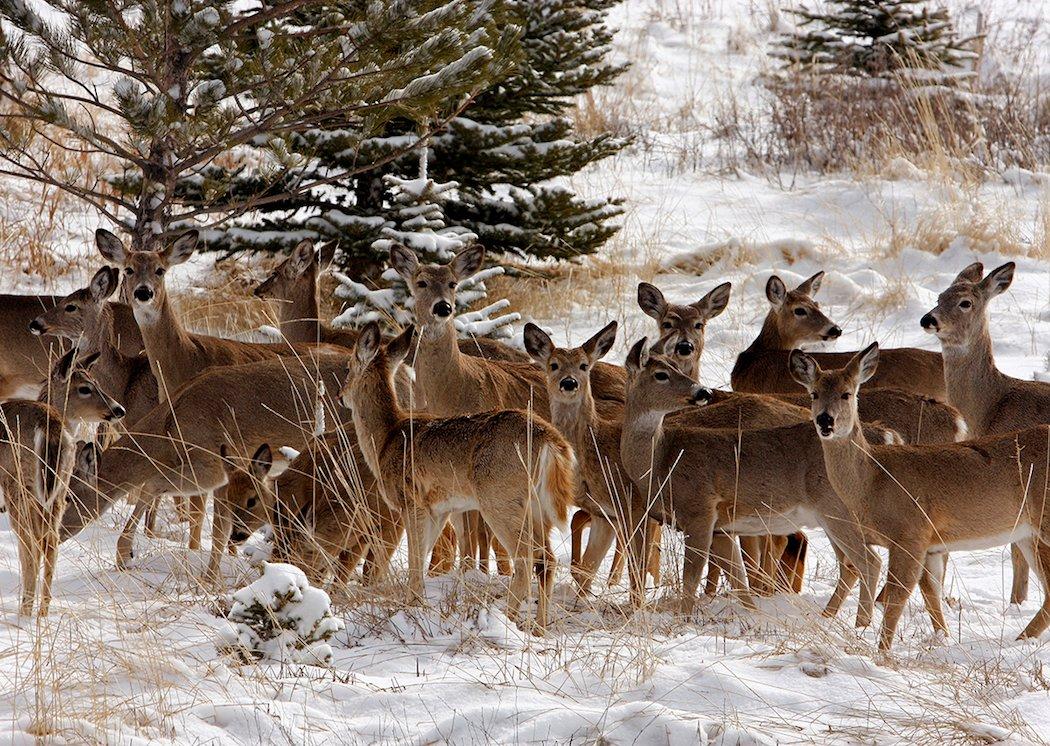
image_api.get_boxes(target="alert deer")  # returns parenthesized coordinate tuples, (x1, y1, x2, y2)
(31, 266, 159, 425)
(256, 238, 528, 363)
(621, 339, 914, 625)
(0, 400, 75, 615)
(221, 432, 404, 587)
(791, 343, 1050, 651)
(38, 349, 127, 429)
(340, 322, 576, 633)
(59, 351, 351, 582)
(94, 229, 343, 401)
(731, 272, 944, 399)
(922, 261, 1050, 604)
(637, 281, 732, 381)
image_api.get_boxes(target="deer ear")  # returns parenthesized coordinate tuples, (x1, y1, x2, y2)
(387, 325, 415, 364)
(582, 321, 617, 363)
(289, 239, 315, 276)
(625, 337, 649, 374)
(637, 283, 667, 319)
(250, 443, 274, 481)
(979, 262, 1014, 299)
(523, 323, 555, 363)
(850, 342, 880, 384)
(766, 276, 787, 308)
(694, 282, 731, 320)
(788, 349, 819, 388)
(450, 244, 485, 280)
(317, 240, 338, 269)
(953, 262, 984, 285)
(89, 266, 119, 302)
(389, 243, 418, 281)
(79, 351, 101, 370)
(164, 229, 198, 266)
(54, 349, 76, 381)
(74, 439, 100, 477)
(355, 322, 383, 365)
(795, 271, 824, 297)
(95, 229, 127, 264)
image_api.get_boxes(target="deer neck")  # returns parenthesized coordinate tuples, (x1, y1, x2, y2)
(620, 395, 669, 493)
(550, 391, 599, 452)
(350, 369, 404, 479)
(133, 295, 194, 397)
(278, 274, 322, 343)
(745, 312, 790, 354)
(819, 419, 876, 499)
(941, 327, 1007, 435)
(413, 320, 466, 400)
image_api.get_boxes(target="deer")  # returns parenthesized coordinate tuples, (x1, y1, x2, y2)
(255, 238, 528, 363)
(38, 349, 127, 430)
(790, 343, 1050, 651)
(620, 338, 925, 627)
(731, 272, 945, 399)
(637, 281, 731, 381)
(94, 229, 344, 402)
(59, 350, 351, 583)
(922, 261, 1050, 605)
(0, 289, 139, 402)
(220, 433, 404, 588)
(340, 322, 576, 634)
(0, 400, 76, 616)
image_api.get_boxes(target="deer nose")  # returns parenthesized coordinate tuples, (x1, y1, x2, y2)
(432, 300, 453, 318)
(674, 340, 694, 356)
(920, 312, 938, 331)
(231, 529, 251, 543)
(559, 377, 579, 392)
(825, 326, 842, 340)
(109, 404, 126, 420)
(815, 411, 835, 437)
(28, 318, 45, 335)
(690, 386, 713, 405)
(133, 286, 154, 302)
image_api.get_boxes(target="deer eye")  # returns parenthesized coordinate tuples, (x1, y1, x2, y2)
(580, 363, 588, 371)
(694, 322, 703, 329)
(654, 371, 669, 381)
(550, 362, 559, 371)
(959, 300, 972, 309)
(810, 392, 818, 400)
(661, 321, 672, 329)
(793, 308, 807, 316)
(841, 392, 849, 400)
(124, 267, 133, 275)
(246, 497, 258, 509)
(77, 386, 91, 396)
(448, 282, 456, 289)
(155, 267, 165, 276)
(416, 281, 427, 289)
(65, 304, 76, 313)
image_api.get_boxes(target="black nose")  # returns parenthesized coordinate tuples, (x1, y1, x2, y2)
(674, 341, 695, 356)
(133, 286, 154, 302)
(28, 319, 45, 335)
(920, 313, 937, 330)
(826, 326, 842, 339)
(231, 530, 250, 543)
(815, 411, 834, 435)
(432, 300, 453, 318)
(559, 377, 579, 392)
(690, 387, 713, 405)
(110, 405, 126, 420)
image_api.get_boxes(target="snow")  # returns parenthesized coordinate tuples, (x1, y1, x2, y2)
(2, 0, 1050, 743)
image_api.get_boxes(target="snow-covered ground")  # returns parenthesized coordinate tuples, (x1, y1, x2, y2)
(4, 1, 1050, 743)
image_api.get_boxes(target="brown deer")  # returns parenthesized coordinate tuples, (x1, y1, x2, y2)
(1, 400, 76, 615)
(637, 281, 731, 381)
(732, 272, 944, 398)
(59, 351, 351, 582)
(790, 343, 1050, 651)
(94, 229, 343, 401)
(38, 349, 127, 429)
(255, 238, 528, 363)
(620, 339, 917, 626)
(340, 322, 576, 633)
(221, 433, 404, 587)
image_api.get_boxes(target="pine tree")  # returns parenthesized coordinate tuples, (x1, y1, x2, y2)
(206, 0, 628, 274)
(0, 1, 517, 251)
(772, 0, 979, 84)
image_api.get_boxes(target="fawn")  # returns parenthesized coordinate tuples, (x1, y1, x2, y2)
(340, 322, 576, 633)
(637, 281, 732, 381)
(923, 261, 1050, 604)
(38, 349, 127, 429)
(791, 343, 1050, 650)
(731, 272, 944, 399)
(1, 400, 76, 615)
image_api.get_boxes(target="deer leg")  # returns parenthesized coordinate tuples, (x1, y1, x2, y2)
(39, 518, 60, 618)
(428, 520, 456, 575)
(647, 520, 662, 585)
(188, 494, 206, 551)
(824, 540, 859, 620)
(781, 532, 808, 594)
(143, 500, 160, 539)
(13, 506, 38, 616)
(575, 514, 614, 595)
(570, 510, 590, 571)
(739, 535, 767, 596)
(206, 496, 232, 584)
(116, 498, 151, 570)
(879, 543, 925, 651)
(823, 521, 880, 628)
(1010, 543, 1030, 605)
(919, 552, 949, 635)
(534, 532, 556, 635)
(681, 511, 718, 616)
(1018, 539, 1050, 640)
(705, 533, 738, 596)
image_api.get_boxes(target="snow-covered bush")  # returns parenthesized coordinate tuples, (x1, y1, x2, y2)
(225, 562, 343, 666)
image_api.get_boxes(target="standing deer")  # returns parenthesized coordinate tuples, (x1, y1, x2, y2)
(732, 272, 944, 398)
(38, 349, 127, 429)
(922, 261, 1050, 604)
(1, 400, 76, 615)
(790, 343, 1050, 651)
(340, 322, 576, 633)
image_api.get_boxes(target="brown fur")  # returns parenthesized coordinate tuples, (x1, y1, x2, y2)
(731, 272, 944, 398)
(637, 281, 731, 381)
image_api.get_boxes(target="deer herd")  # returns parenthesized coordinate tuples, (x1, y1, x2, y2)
(0, 229, 1048, 653)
